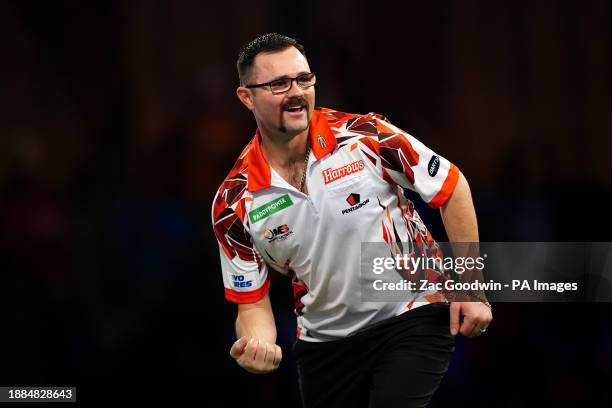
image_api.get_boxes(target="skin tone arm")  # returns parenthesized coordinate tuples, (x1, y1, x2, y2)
(229, 292, 283, 374)
(440, 171, 493, 338)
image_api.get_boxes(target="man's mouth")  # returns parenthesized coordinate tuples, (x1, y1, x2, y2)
(284, 106, 305, 113)
(283, 100, 307, 114)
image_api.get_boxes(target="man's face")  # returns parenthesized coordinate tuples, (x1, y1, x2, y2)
(246, 46, 315, 137)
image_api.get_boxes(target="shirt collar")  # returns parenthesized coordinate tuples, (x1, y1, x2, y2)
(247, 107, 337, 192)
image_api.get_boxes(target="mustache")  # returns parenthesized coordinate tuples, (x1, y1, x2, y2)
(282, 97, 309, 110)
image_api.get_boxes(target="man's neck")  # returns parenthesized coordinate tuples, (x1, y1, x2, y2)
(259, 127, 310, 169)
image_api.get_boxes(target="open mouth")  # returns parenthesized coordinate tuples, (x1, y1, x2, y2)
(283, 102, 307, 114)
(284, 106, 305, 113)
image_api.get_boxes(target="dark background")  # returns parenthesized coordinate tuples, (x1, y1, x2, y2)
(1, 0, 611, 406)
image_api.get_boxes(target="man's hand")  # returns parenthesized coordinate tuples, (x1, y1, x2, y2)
(450, 302, 493, 338)
(229, 336, 282, 374)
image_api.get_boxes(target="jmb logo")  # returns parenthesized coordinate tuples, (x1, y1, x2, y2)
(263, 224, 292, 242)
(264, 224, 289, 239)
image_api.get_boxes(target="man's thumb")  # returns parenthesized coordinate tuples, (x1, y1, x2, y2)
(450, 303, 461, 336)
(230, 336, 249, 359)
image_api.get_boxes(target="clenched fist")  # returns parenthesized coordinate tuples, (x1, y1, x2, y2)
(229, 336, 283, 374)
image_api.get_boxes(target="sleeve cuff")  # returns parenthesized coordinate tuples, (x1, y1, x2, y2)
(427, 163, 460, 208)
(224, 278, 270, 304)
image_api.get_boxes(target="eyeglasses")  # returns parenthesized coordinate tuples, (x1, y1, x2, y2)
(245, 72, 316, 94)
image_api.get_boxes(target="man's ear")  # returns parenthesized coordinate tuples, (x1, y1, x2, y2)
(236, 86, 254, 111)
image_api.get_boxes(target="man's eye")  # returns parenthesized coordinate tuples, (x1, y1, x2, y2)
(270, 79, 288, 89)
(297, 74, 315, 85)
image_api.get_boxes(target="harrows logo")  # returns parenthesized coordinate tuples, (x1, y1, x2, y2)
(341, 193, 370, 215)
(322, 160, 365, 184)
(263, 224, 293, 243)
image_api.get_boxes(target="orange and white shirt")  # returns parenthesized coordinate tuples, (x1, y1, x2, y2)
(212, 107, 459, 342)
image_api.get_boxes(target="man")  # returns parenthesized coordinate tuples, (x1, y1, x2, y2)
(212, 33, 492, 407)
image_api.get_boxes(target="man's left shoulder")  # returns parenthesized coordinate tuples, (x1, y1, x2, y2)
(317, 107, 391, 137)
(317, 106, 388, 121)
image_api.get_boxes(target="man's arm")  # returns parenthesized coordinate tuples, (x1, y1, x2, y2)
(236, 291, 277, 341)
(440, 171, 478, 242)
(439, 171, 493, 338)
(229, 292, 283, 374)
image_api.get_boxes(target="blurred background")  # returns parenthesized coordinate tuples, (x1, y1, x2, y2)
(1, 0, 611, 406)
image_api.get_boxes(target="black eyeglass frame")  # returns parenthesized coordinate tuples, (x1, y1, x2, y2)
(244, 72, 316, 94)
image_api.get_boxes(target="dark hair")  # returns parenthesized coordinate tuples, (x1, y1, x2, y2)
(237, 33, 306, 85)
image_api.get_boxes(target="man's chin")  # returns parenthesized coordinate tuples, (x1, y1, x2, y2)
(281, 120, 309, 135)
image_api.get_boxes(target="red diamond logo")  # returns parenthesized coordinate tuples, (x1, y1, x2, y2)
(346, 193, 360, 206)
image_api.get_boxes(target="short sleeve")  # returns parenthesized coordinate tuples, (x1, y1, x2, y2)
(212, 194, 270, 304)
(373, 114, 460, 208)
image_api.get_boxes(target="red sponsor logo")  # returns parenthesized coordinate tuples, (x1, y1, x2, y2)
(322, 160, 365, 184)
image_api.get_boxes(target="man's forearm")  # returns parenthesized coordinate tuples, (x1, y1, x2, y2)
(235, 293, 277, 343)
(439, 171, 478, 242)
(230, 292, 282, 374)
(439, 171, 486, 299)
(236, 310, 277, 343)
